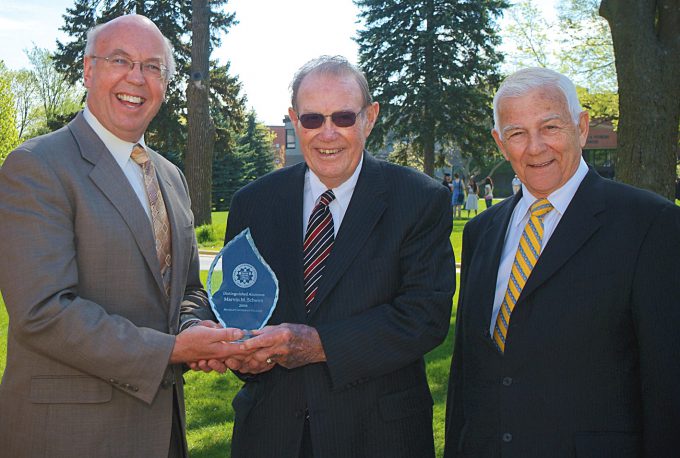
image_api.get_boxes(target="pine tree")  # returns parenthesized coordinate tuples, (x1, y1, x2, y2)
(237, 111, 275, 184)
(355, 0, 507, 176)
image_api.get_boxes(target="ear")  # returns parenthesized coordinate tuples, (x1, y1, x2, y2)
(491, 128, 509, 161)
(577, 110, 589, 148)
(83, 56, 93, 89)
(362, 101, 380, 136)
(288, 107, 300, 133)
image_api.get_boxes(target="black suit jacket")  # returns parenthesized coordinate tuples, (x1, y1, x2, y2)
(225, 153, 455, 458)
(444, 170, 680, 458)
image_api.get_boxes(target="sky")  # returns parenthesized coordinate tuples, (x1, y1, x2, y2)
(0, 0, 557, 126)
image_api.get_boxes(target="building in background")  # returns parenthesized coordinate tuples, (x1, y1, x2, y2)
(266, 124, 286, 168)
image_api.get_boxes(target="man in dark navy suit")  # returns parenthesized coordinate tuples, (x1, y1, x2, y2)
(222, 55, 455, 458)
(445, 67, 680, 458)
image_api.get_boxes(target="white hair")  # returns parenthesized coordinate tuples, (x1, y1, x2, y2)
(493, 67, 583, 139)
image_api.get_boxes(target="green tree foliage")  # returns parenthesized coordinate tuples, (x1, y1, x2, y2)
(355, 0, 508, 176)
(211, 112, 275, 212)
(501, 1, 619, 123)
(237, 111, 275, 183)
(503, 0, 552, 69)
(557, 0, 617, 92)
(0, 62, 20, 164)
(9, 68, 39, 139)
(53, 0, 246, 158)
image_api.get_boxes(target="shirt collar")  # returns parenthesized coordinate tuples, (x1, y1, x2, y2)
(83, 106, 146, 169)
(513, 157, 589, 227)
(307, 154, 364, 209)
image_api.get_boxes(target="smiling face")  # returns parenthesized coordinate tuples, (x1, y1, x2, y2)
(83, 16, 168, 142)
(289, 71, 379, 189)
(491, 86, 589, 198)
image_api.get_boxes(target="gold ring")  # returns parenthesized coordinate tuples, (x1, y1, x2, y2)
(266, 357, 274, 364)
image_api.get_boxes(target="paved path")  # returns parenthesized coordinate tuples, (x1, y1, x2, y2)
(199, 253, 220, 271)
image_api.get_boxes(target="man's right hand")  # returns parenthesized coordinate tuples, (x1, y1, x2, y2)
(169, 323, 247, 365)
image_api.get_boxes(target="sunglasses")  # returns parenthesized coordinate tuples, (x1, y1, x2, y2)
(297, 107, 366, 129)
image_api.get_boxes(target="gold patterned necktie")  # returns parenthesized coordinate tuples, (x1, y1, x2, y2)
(131, 144, 172, 296)
(493, 198, 553, 353)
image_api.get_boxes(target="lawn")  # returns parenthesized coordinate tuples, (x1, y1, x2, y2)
(0, 202, 481, 457)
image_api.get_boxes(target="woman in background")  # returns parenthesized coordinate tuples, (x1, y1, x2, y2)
(483, 176, 494, 209)
(465, 176, 479, 218)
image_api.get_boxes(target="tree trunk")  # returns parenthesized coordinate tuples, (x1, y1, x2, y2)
(599, 0, 680, 201)
(422, 0, 436, 177)
(185, 0, 215, 226)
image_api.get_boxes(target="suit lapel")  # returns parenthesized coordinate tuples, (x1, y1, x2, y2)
(307, 153, 387, 317)
(470, 193, 521, 339)
(274, 163, 307, 322)
(69, 114, 166, 297)
(517, 170, 605, 304)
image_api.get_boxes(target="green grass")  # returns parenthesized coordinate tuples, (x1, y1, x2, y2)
(0, 293, 7, 377)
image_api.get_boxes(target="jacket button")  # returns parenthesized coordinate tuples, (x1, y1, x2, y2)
(502, 376, 513, 386)
(502, 433, 513, 442)
(161, 379, 172, 389)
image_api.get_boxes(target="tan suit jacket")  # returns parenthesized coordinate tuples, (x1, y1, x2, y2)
(0, 112, 207, 457)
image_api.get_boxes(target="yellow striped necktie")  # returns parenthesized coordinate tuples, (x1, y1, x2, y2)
(493, 198, 553, 353)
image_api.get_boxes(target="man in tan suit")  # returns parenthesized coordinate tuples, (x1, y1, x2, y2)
(0, 15, 246, 457)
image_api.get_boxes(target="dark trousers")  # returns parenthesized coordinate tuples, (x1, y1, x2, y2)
(169, 390, 186, 458)
(298, 417, 313, 458)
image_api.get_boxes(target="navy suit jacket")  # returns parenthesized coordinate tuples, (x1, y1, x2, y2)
(225, 153, 456, 458)
(444, 170, 680, 458)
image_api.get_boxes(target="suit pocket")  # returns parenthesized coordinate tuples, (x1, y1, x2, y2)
(573, 431, 641, 458)
(378, 384, 433, 421)
(29, 375, 112, 404)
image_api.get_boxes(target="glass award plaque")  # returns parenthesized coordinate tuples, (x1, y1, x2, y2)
(207, 228, 278, 337)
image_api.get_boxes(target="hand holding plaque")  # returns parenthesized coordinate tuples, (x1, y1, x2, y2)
(207, 228, 278, 340)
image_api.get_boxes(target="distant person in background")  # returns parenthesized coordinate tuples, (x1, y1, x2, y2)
(442, 172, 453, 191)
(464, 176, 479, 218)
(452, 173, 465, 219)
(483, 176, 494, 208)
(445, 66, 680, 458)
(511, 174, 521, 194)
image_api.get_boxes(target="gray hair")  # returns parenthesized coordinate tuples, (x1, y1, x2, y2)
(493, 67, 583, 139)
(290, 55, 372, 111)
(84, 15, 177, 81)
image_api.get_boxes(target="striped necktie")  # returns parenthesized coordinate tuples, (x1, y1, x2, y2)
(303, 190, 336, 312)
(131, 144, 172, 297)
(493, 198, 553, 353)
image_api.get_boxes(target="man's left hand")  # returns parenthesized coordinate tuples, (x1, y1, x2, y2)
(238, 323, 326, 371)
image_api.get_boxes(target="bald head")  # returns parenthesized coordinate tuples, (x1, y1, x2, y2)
(85, 14, 176, 80)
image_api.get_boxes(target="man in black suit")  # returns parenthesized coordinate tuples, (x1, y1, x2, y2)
(219, 55, 455, 457)
(444, 67, 680, 457)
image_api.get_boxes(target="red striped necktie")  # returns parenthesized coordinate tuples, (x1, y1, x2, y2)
(303, 190, 336, 312)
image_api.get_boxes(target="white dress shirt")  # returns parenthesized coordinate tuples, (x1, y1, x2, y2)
(82, 107, 151, 220)
(302, 155, 364, 239)
(489, 158, 589, 334)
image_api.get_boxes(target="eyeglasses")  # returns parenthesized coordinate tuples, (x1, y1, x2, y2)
(297, 107, 367, 129)
(91, 54, 169, 80)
